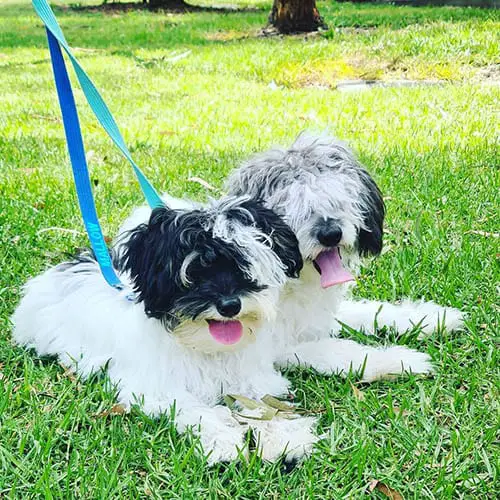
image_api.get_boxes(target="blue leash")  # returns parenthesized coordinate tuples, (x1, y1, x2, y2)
(32, 0, 164, 289)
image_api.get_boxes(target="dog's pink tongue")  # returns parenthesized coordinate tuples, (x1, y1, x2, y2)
(208, 320, 243, 345)
(314, 249, 355, 289)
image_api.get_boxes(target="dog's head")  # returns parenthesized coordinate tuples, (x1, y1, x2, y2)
(119, 196, 302, 352)
(226, 133, 384, 288)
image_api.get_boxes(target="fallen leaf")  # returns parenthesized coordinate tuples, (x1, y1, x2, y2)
(188, 176, 219, 191)
(110, 404, 127, 415)
(32, 113, 60, 123)
(96, 404, 127, 418)
(261, 394, 296, 411)
(392, 406, 409, 417)
(224, 394, 298, 421)
(350, 382, 366, 401)
(73, 47, 103, 54)
(60, 365, 77, 382)
(381, 244, 393, 255)
(166, 49, 191, 63)
(20, 168, 36, 175)
(368, 479, 404, 499)
(224, 394, 261, 410)
(225, 394, 274, 419)
(466, 230, 499, 238)
(37, 227, 84, 237)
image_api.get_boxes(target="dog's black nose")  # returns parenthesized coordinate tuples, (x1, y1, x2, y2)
(317, 221, 343, 247)
(216, 297, 241, 318)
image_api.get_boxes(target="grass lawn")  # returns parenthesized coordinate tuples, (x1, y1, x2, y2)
(0, 0, 498, 497)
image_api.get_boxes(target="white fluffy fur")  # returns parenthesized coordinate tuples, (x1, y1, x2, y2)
(12, 135, 464, 466)
(224, 133, 464, 430)
(12, 196, 317, 465)
(225, 133, 464, 348)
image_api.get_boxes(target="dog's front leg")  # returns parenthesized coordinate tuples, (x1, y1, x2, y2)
(248, 415, 319, 464)
(122, 392, 249, 464)
(276, 338, 433, 382)
(335, 299, 464, 337)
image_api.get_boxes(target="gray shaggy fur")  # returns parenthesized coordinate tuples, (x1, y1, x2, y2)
(226, 133, 385, 259)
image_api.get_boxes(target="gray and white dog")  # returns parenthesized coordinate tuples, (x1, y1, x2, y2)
(21, 133, 462, 465)
(226, 133, 463, 381)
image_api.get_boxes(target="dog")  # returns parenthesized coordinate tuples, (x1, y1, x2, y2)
(225, 133, 464, 382)
(12, 195, 322, 464)
(101, 134, 463, 464)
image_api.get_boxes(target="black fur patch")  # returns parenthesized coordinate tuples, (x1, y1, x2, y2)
(56, 251, 101, 274)
(357, 169, 385, 256)
(118, 200, 302, 324)
(223, 199, 303, 279)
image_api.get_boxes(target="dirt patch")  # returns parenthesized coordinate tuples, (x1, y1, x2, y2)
(270, 56, 497, 90)
(474, 64, 500, 85)
(273, 57, 389, 89)
(205, 29, 255, 42)
(335, 79, 444, 92)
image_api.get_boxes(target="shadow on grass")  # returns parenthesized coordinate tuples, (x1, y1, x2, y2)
(71, 0, 267, 14)
(0, 1, 269, 50)
(0, 1, 496, 51)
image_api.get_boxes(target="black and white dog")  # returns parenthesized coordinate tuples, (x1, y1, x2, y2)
(226, 133, 463, 381)
(102, 135, 462, 463)
(12, 134, 464, 465)
(13, 196, 322, 464)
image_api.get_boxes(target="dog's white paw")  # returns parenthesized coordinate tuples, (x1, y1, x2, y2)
(419, 306, 464, 337)
(184, 406, 249, 464)
(251, 416, 319, 463)
(362, 346, 433, 382)
(200, 426, 248, 465)
(407, 300, 465, 337)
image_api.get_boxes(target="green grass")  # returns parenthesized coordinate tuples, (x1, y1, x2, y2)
(0, 0, 499, 497)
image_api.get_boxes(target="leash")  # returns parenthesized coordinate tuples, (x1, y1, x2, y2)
(32, 0, 164, 289)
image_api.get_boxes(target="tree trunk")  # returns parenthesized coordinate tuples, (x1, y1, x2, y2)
(269, 0, 327, 34)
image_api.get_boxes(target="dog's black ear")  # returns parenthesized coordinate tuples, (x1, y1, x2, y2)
(120, 207, 184, 318)
(235, 200, 303, 278)
(357, 170, 385, 256)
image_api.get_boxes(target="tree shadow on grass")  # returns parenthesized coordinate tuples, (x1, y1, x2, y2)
(0, 0, 495, 51)
(70, 0, 267, 15)
(0, 1, 270, 50)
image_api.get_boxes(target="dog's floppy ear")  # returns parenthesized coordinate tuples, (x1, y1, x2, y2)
(120, 207, 184, 318)
(357, 169, 385, 256)
(237, 200, 303, 278)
